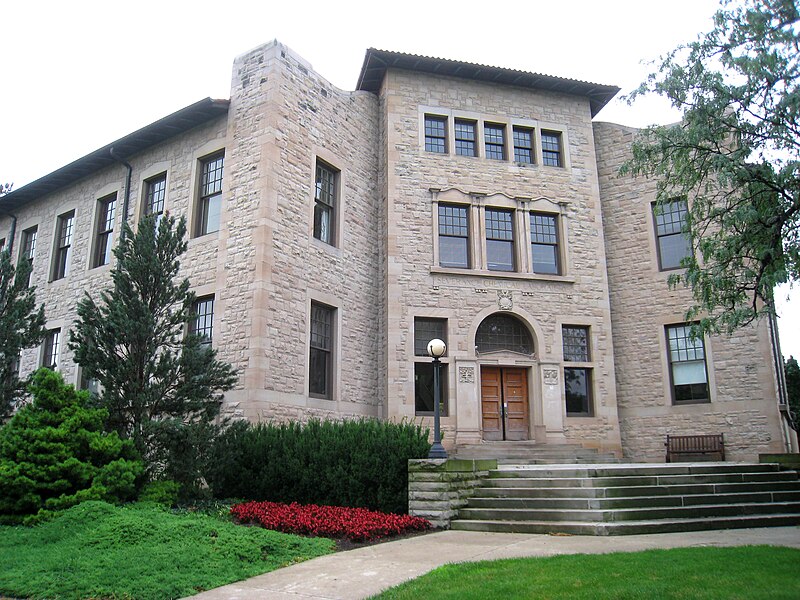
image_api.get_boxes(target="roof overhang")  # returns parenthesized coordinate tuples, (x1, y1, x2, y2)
(356, 49, 619, 118)
(1, 97, 230, 212)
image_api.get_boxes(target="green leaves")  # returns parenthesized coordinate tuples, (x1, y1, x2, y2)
(622, 0, 800, 333)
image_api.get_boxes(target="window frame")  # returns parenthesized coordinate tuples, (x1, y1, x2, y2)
(653, 199, 691, 271)
(484, 123, 506, 160)
(413, 316, 449, 416)
(144, 172, 167, 221)
(562, 325, 593, 417)
(485, 207, 516, 272)
(530, 212, 560, 275)
(196, 151, 224, 237)
(42, 328, 61, 370)
(541, 130, 563, 167)
(190, 295, 215, 345)
(92, 193, 117, 269)
(313, 159, 339, 246)
(438, 203, 471, 269)
(665, 323, 710, 405)
(52, 211, 75, 281)
(454, 119, 477, 157)
(512, 126, 535, 164)
(309, 301, 335, 400)
(19, 226, 37, 287)
(424, 115, 447, 153)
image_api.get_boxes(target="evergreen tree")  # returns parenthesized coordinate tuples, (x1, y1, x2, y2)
(0, 248, 46, 422)
(622, 0, 799, 333)
(69, 214, 236, 491)
(786, 356, 800, 432)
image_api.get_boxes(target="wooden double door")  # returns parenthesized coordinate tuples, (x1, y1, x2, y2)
(480, 366, 530, 441)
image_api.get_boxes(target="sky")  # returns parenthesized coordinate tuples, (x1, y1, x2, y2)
(1, 0, 797, 359)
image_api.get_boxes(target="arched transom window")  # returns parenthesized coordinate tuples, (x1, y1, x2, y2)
(475, 314, 534, 355)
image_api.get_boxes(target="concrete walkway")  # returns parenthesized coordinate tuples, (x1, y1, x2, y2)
(186, 526, 800, 600)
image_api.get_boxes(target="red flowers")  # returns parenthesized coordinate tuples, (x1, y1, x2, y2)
(230, 501, 432, 542)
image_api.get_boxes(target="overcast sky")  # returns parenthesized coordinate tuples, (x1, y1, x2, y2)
(1, 0, 797, 358)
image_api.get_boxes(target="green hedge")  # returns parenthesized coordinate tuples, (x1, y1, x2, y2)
(206, 419, 430, 514)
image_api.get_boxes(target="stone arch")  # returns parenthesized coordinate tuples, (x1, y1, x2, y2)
(468, 307, 543, 359)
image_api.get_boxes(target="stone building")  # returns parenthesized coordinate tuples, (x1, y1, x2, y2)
(0, 41, 793, 461)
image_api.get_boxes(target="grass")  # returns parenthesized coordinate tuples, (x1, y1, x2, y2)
(0, 500, 335, 600)
(372, 545, 800, 600)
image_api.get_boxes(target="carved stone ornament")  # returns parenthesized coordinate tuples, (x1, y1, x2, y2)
(459, 366, 475, 384)
(497, 290, 513, 311)
(543, 368, 559, 386)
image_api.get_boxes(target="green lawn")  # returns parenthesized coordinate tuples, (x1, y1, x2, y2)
(0, 500, 335, 600)
(372, 545, 800, 600)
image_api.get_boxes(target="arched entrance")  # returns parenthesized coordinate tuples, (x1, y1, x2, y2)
(475, 313, 535, 441)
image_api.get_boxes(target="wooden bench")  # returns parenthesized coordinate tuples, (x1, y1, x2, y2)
(665, 434, 725, 462)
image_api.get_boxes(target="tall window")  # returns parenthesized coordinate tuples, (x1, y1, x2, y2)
(309, 302, 334, 399)
(454, 119, 477, 156)
(530, 212, 559, 274)
(314, 160, 338, 245)
(563, 325, 592, 416)
(42, 329, 61, 370)
(541, 130, 563, 167)
(52, 211, 74, 280)
(666, 324, 709, 404)
(485, 208, 515, 271)
(654, 199, 691, 270)
(197, 152, 224, 236)
(513, 126, 534, 164)
(438, 204, 470, 268)
(19, 226, 37, 287)
(413, 317, 448, 416)
(424, 115, 447, 153)
(191, 296, 215, 345)
(93, 193, 116, 268)
(145, 173, 167, 224)
(484, 123, 506, 160)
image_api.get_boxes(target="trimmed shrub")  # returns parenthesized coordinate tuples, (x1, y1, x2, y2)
(206, 419, 430, 514)
(0, 369, 144, 523)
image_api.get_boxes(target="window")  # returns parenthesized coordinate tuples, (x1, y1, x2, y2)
(191, 296, 215, 345)
(541, 130, 563, 167)
(0, 238, 5, 253)
(309, 302, 334, 399)
(313, 160, 338, 245)
(414, 317, 447, 357)
(414, 317, 448, 416)
(52, 211, 74, 280)
(42, 329, 61, 370)
(563, 325, 592, 416)
(513, 126, 534, 164)
(476, 314, 533, 355)
(93, 194, 116, 268)
(438, 204, 470, 268)
(197, 152, 224, 236)
(530, 212, 559, 274)
(666, 324, 709, 404)
(484, 123, 506, 160)
(485, 208, 515, 271)
(424, 115, 447, 153)
(654, 199, 691, 270)
(145, 173, 167, 223)
(454, 119, 477, 156)
(19, 226, 37, 287)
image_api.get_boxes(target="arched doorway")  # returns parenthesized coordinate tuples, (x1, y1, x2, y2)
(475, 313, 535, 441)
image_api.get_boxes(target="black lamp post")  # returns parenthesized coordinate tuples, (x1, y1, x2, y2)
(427, 338, 448, 459)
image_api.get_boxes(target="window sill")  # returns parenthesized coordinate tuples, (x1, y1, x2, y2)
(310, 237, 342, 257)
(188, 231, 220, 247)
(430, 266, 576, 283)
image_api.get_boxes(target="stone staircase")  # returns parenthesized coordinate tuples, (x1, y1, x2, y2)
(450, 462, 800, 535)
(454, 441, 620, 464)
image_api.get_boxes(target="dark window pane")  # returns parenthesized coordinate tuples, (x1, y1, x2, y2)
(53, 212, 74, 280)
(424, 115, 447, 153)
(541, 131, 562, 167)
(414, 318, 447, 357)
(439, 204, 470, 268)
(314, 162, 337, 245)
(454, 120, 476, 156)
(146, 174, 167, 216)
(485, 124, 505, 160)
(486, 209, 514, 271)
(414, 362, 449, 416)
(476, 314, 533, 355)
(654, 200, 691, 270)
(532, 244, 558, 274)
(191, 296, 214, 344)
(513, 127, 534, 163)
(198, 153, 224, 236)
(487, 239, 514, 271)
(309, 303, 334, 398)
(530, 213, 559, 274)
(563, 326, 590, 362)
(666, 324, 709, 404)
(565, 367, 592, 415)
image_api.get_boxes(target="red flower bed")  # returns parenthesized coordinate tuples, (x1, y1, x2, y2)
(230, 500, 432, 542)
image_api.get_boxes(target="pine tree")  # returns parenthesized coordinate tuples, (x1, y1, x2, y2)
(0, 248, 46, 422)
(69, 214, 236, 491)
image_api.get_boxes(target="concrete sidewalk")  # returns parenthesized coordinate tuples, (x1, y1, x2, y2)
(186, 526, 800, 600)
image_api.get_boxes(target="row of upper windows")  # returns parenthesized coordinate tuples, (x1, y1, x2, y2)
(424, 113, 564, 167)
(411, 316, 708, 417)
(437, 202, 562, 276)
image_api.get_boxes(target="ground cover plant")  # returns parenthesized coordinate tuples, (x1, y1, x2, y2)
(0, 500, 335, 600)
(231, 500, 432, 542)
(372, 545, 800, 600)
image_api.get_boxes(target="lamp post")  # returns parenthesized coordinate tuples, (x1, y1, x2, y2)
(427, 338, 448, 459)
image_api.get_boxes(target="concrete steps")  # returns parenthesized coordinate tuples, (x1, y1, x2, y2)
(450, 462, 800, 535)
(454, 442, 620, 464)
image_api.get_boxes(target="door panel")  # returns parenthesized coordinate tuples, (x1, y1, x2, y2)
(480, 366, 529, 441)
(480, 367, 503, 441)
